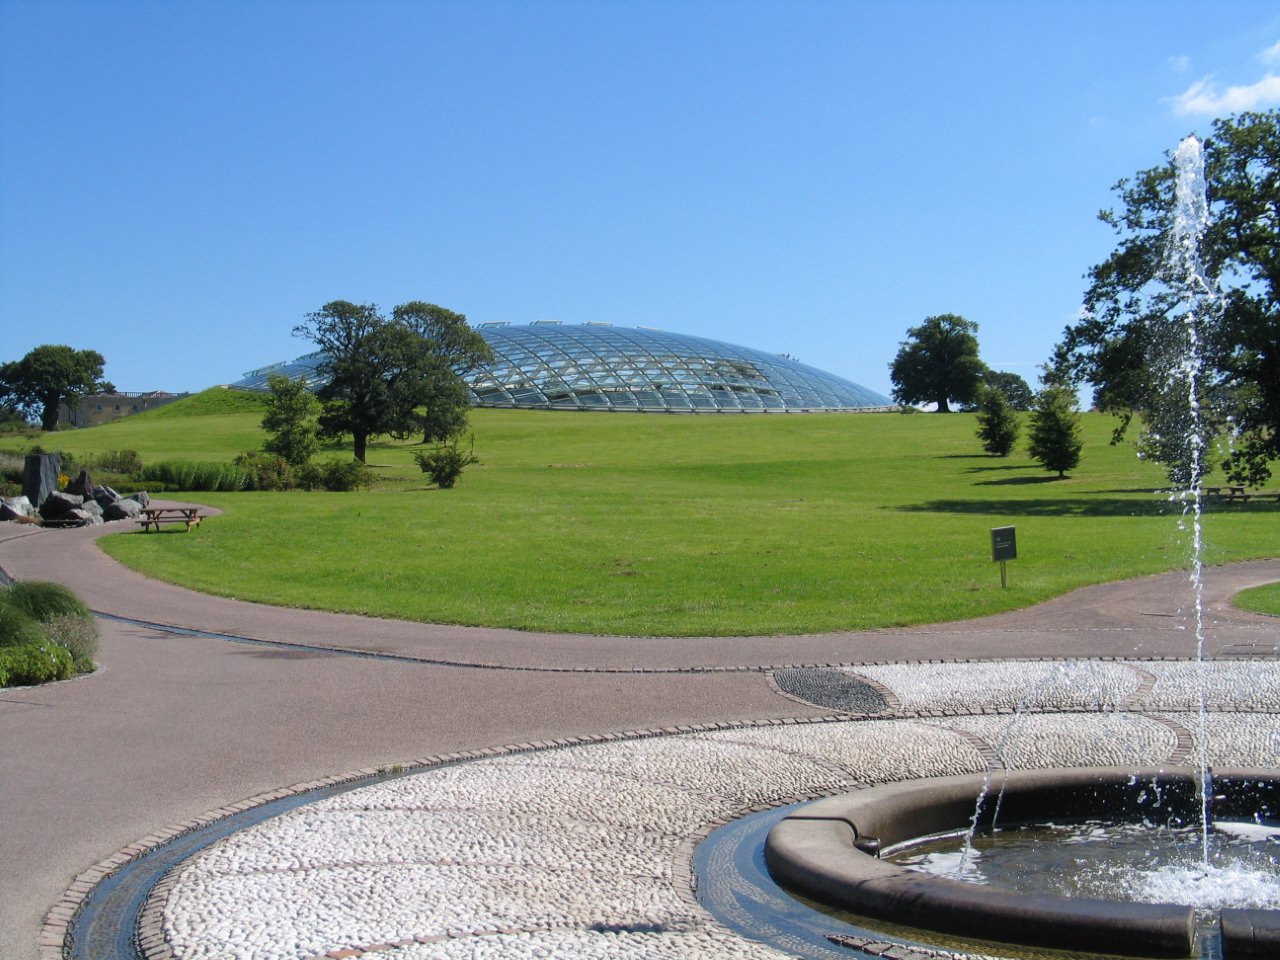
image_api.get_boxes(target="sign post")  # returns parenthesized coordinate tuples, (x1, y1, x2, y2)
(990, 526, 1017, 588)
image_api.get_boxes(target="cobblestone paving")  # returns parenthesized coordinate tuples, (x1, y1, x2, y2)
(153, 660, 1280, 960)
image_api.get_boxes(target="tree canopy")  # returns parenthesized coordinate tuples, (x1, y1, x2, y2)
(0, 345, 112, 431)
(983, 370, 1034, 411)
(293, 300, 481, 461)
(390, 301, 492, 444)
(1051, 110, 1280, 486)
(888, 314, 986, 412)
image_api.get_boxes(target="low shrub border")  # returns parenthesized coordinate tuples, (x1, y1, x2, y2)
(0, 580, 99, 687)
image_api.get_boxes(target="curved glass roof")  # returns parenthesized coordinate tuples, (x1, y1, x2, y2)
(233, 322, 891, 413)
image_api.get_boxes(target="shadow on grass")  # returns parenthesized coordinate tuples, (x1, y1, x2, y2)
(973, 476, 1063, 487)
(895, 498, 1170, 517)
(965, 463, 1033, 474)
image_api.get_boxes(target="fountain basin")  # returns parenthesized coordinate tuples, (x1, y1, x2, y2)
(764, 767, 1280, 958)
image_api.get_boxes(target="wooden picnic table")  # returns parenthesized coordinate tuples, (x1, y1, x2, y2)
(1202, 486, 1280, 503)
(137, 506, 205, 532)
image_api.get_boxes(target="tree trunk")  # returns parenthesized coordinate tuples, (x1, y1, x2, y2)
(353, 432, 367, 462)
(935, 397, 951, 413)
(40, 394, 60, 431)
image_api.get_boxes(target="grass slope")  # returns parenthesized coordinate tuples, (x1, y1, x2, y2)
(67, 404, 1278, 636)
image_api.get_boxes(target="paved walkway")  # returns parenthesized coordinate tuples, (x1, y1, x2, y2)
(0, 515, 1277, 960)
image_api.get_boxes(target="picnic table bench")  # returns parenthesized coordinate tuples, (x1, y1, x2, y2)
(1202, 486, 1280, 503)
(137, 506, 206, 532)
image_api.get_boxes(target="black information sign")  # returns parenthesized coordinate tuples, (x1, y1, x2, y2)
(991, 526, 1017, 588)
(991, 526, 1017, 562)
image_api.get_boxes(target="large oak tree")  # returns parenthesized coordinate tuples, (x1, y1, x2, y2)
(0, 345, 113, 431)
(293, 300, 482, 462)
(1051, 110, 1280, 485)
(888, 314, 986, 412)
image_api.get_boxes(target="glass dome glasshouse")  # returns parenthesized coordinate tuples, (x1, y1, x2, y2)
(232, 322, 892, 413)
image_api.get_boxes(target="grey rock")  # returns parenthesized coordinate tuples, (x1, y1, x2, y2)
(65, 468, 95, 499)
(61, 508, 104, 527)
(21, 453, 61, 508)
(126, 490, 151, 508)
(0, 495, 35, 521)
(94, 485, 122, 508)
(38, 490, 84, 519)
(104, 498, 144, 520)
(79, 499, 104, 519)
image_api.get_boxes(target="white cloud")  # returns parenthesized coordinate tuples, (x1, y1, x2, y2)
(1168, 54, 1191, 73)
(1172, 73, 1280, 116)
(1259, 41, 1280, 65)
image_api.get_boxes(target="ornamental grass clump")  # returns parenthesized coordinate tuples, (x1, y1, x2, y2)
(0, 580, 98, 683)
(5, 580, 92, 622)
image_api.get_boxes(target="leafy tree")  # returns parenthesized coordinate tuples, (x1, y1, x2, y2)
(0, 345, 113, 431)
(261, 373, 321, 465)
(412, 360, 472, 443)
(294, 301, 417, 462)
(1051, 110, 1280, 485)
(888, 314, 987, 412)
(975, 386, 1021, 456)
(391, 302, 492, 443)
(294, 300, 483, 462)
(1027, 385, 1083, 478)
(983, 370, 1034, 411)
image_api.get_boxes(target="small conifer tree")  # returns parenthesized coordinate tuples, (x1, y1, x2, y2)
(1027, 385, 1083, 478)
(975, 386, 1020, 456)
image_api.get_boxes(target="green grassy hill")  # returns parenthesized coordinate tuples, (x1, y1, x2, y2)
(19, 397, 1278, 635)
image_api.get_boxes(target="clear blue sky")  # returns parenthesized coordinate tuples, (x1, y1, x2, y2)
(3, 0, 1279, 398)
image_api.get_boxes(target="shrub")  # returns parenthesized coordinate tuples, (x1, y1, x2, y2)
(414, 438, 479, 489)
(140, 460, 253, 492)
(42, 614, 98, 673)
(0, 581, 98, 673)
(5, 580, 92, 623)
(89, 449, 143, 474)
(0, 641, 74, 687)
(297, 458, 374, 492)
(0, 604, 48, 649)
(233, 451, 296, 491)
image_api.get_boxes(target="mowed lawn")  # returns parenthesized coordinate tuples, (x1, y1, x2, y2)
(41, 397, 1278, 636)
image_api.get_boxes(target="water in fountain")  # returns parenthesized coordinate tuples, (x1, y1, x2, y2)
(1169, 134, 1214, 871)
(954, 660, 1133, 878)
(948, 137, 1252, 915)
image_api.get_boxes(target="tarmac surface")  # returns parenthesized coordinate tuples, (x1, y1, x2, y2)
(1, 509, 1278, 960)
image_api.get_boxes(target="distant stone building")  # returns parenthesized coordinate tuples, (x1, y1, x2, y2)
(59, 391, 186, 429)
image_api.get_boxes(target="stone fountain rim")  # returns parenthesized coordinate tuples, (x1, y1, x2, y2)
(764, 766, 1280, 959)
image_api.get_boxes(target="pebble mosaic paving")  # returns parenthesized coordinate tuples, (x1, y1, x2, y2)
(145, 660, 1280, 960)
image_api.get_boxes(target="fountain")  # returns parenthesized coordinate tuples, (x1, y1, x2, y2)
(763, 768, 1280, 958)
(748, 137, 1280, 959)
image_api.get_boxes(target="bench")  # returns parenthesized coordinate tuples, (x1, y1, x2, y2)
(1203, 487, 1280, 504)
(137, 506, 206, 532)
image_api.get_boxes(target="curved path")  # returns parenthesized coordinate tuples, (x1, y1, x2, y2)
(0, 513, 1277, 960)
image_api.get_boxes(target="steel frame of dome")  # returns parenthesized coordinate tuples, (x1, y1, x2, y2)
(233, 322, 892, 413)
